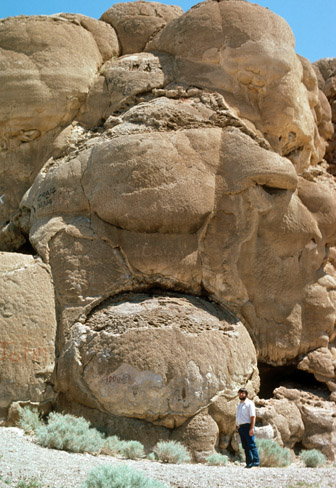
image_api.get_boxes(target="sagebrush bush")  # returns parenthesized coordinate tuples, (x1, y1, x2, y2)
(256, 438, 291, 467)
(15, 477, 43, 488)
(206, 452, 229, 466)
(18, 407, 43, 434)
(119, 440, 145, 459)
(104, 435, 123, 455)
(36, 412, 104, 454)
(300, 449, 327, 467)
(81, 464, 169, 488)
(154, 441, 191, 464)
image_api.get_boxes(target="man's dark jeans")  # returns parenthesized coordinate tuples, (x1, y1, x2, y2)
(238, 423, 260, 466)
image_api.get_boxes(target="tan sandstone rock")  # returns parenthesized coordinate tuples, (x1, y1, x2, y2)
(172, 409, 219, 462)
(57, 293, 258, 430)
(298, 347, 336, 385)
(147, 0, 330, 171)
(100, 1, 183, 55)
(314, 58, 336, 176)
(256, 397, 304, 448)
(273, 387, 336, 459)
(57, 13, 120, 62)
(21, 93, 336, 369)
(0, 14, 116, 230)
(80, 51, 176, 124)
(0, 253, 57, 418)
(301, 403, 336, 460)
(254, 387, 336, 459)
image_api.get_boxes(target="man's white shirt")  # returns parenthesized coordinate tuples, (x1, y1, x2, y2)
(236, 398, 256, 425)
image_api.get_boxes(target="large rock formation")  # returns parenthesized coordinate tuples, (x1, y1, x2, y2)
(0, 14, 119, 234)
(101, 1, 183, 54)
(0, 0, 335, 459)
(314, 58, 336, 175)
(257, 387, 336, 460)
(0, 253, 57, 418)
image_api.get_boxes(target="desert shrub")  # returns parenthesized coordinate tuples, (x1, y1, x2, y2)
(147, 452, 156, 461)
(300, 449, 327, 467)
(15, 477, 43, 488)
(18, 407, 43, 434)
(81, 464, 169, 488)
(206, 452, 229, 466)
(256, 438, 291, 467)
(286, 483, 320, 488)
(119, 440, 145, 459)
(154, 441, 191, 464)
(36, 412, 104, 454)
(104, 435, 124, 456)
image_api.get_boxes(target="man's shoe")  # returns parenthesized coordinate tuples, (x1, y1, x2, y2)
(245, 464, 253, 468)
(252, 463, 260, 467)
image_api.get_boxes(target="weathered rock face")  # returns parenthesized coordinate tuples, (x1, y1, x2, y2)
(1, 0, 336, 458)
(172, 409, 219, 462)
(0, 14, 119, 230)
(0, 253, 57, 417)
(21, 96, 336, 369)
(147, 0, 333, 171)
(100, 1, 183, 55)
(314, 58, 336, 175)
(57, 293, 258, 429)
(257, 387, 336, 460)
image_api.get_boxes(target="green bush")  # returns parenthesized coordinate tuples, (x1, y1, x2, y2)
(18, 407, 43, 434)
(15, 477, 43, 488)
(36, 412, 104, 454)
(154, 441, 191, 464)
(206, 452, 229, 466)
(256, 438, 291, 467)
(104, 435, 124, 456)
(119, 440, 145, 459)
(286, 483, 320, 488)
(81, 464, 169, 488)
(300, 449, 327, 467)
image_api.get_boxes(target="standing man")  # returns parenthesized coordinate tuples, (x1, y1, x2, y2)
(236, 387, 260, 468)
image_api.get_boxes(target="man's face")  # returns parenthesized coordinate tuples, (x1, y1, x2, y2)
(238, 391, 247, 402)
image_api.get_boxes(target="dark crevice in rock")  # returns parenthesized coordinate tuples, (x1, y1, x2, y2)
(261, 184, 288, 196)
(258, 363, 330, 399)
(15, 240, 36, 255)
(293, 441, 304, 455)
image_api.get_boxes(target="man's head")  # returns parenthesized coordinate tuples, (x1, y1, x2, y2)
(238, 388, 248, 401)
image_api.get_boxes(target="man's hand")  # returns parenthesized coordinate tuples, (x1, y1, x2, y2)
(249, 416, 256, 436)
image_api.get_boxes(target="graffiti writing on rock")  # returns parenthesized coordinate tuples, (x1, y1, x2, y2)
(107, 373, 131, 384)
(0, 341, 50, 364)
(37, 187, 56, 209)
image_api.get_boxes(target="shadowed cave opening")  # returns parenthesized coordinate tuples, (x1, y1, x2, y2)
(258, 363, 330, 399)
(16, 240, 36, 255)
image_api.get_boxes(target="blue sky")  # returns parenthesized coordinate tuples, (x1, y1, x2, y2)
(1, 0, 335, 62)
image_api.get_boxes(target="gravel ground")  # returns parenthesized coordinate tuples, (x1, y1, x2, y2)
(0, 428, 335, 488)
